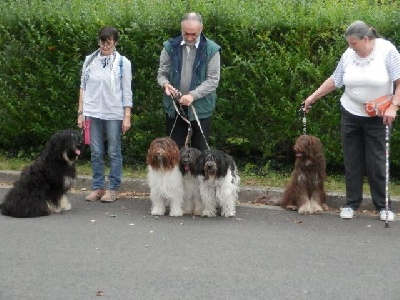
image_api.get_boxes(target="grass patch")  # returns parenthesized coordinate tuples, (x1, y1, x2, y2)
(2, 154, 400, 196)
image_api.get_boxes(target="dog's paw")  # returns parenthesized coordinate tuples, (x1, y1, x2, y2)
(298, 207, 312, 215)
(193, 209, 203, 216)
(60, 195, 72, 211)
(285, 205, 298, 211)
(220, 211, 236, 217)
(299, 207, 323, 215)
(202, 210, 216, 218)
(47, 202, 61, 213)
(61, 203, 72, 211)
(151, 206, 166, 216)
(310, 202, 323, 214)
(169, 209, 183, 217)
(193, 202, 204, 216)
(182, 206, 194, 215)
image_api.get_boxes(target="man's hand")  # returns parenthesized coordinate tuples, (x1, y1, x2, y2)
(163, 83, 181, 98)
(179, 94, 194, 106)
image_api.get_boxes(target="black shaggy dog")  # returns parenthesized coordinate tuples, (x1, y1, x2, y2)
(196, 149, 240, 217)
(0, 130, 83, 218)
(179, 147, 202, 215)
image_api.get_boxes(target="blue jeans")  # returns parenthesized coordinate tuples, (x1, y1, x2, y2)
(89, 117, 123, 191)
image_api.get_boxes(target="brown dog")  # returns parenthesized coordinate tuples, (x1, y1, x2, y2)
(146, 137, 184, 217)
(281, 135, 327, 214)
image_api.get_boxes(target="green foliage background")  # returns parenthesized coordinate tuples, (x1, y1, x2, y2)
(0, 0, 400, 175)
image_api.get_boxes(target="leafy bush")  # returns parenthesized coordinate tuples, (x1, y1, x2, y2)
(0, 0, 399, 175)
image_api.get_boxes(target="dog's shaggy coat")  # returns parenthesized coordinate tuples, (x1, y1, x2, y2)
(0, 130, 82, 218)
(146, 137, 184, 217)
(196, 149, 240, 217)
(179, 147, 202, 215)
(281, 135, 327, 214)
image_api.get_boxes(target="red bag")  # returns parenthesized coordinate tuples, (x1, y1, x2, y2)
(84, 118, 90, 145)
(365, 95, 393, 117)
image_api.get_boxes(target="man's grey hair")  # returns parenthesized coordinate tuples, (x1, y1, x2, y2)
(181, 12, 203, 24)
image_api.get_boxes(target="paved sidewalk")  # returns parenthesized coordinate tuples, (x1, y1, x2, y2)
(1, 187, 399, 300)
(0, 170, 398, 212)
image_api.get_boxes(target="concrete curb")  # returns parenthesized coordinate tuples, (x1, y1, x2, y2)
(0, 170, 398, 212)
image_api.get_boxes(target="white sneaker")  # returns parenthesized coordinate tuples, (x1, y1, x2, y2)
(380, 210, 395, 222)
(340, 207, 355, 219)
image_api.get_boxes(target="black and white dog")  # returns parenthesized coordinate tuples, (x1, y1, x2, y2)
(179, 147, 202, 215)
(0, 130, 83, 218)
(196, 149, 240, 217)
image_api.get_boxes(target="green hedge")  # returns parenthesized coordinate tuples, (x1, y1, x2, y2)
(1, 0, 400, 175)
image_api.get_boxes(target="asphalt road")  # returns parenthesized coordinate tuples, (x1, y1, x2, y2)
(1, 188, 400, 300)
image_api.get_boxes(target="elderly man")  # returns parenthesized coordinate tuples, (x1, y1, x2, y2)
(157, 12, 221, 151)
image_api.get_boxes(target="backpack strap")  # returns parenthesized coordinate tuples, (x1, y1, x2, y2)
(119, 55, 123, 102)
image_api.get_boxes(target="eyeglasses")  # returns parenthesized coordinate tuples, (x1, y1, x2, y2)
(98, 40, 115, 48)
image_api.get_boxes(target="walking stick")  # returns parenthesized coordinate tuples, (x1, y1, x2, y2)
(384, 125, 391, 228)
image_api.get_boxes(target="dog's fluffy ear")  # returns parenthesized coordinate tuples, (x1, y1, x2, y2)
(146, 137, 180, 169)
(195, 152, 206, 175)
(218, 152, 233, 177)
(295, 135, 324, 160)
(309, 136, 323, 159)
(146, 144, 153, 166)
(193, 148, 202, 159)
(41, 131, 67, 162)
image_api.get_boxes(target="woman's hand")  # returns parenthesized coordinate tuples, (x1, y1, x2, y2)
(77, 115, 84, 128)
(122, 115, 131, 134)
(383, 104, 397, 126)
(302, 96, 315, 113)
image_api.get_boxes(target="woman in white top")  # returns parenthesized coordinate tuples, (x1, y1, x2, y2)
(77, 26, 133, 202)
(303, 20, 400, 221)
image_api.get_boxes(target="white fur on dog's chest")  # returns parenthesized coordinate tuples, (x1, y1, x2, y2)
(297, 173, 320, 186)
(147, 165, 185, 216)
(148, 166, 183, 196)
(198, 168, 240, 217)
